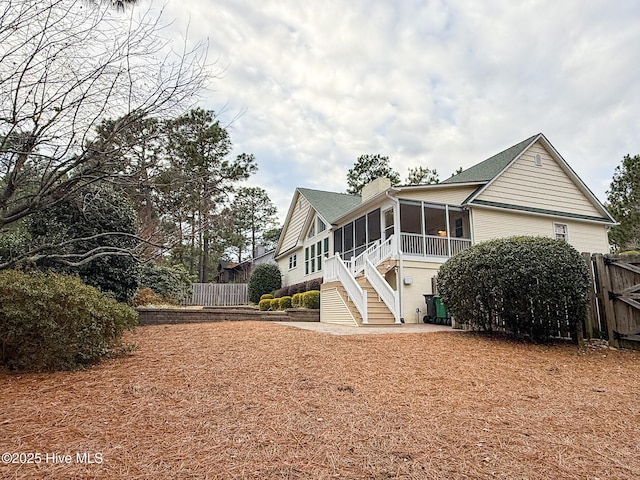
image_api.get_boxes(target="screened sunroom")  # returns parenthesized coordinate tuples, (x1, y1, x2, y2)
(332, 200, 472, 261)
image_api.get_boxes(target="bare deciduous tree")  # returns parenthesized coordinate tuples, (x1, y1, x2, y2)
(0, 0, 209, 267)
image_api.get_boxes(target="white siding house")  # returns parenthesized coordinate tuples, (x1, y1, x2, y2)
(275, 133, 616, 325)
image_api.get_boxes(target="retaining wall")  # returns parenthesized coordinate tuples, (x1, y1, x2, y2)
(137, 306, 319, 326)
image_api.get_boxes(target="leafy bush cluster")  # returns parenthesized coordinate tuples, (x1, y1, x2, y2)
(0, 270, 137, 371)
(302, 291, 320, 309)
(135, 262, 194, 305)
(248, 264, 282, 304)
(132, 287, 165, 307)
(275, 278, 322, 298)
(248, 264, 321, 310)
(29, 186, 140, 303)
(258, 299, 272, 311)
(437, 237, 589, 341)
(258, 291, 320, 311)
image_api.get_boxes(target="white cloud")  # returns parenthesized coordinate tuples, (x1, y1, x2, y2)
(145, 0, 640, 221)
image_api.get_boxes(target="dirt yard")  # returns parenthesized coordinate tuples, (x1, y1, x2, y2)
(1, 322, 639, 479)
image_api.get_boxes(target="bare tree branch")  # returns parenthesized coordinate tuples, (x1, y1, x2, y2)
(0, 231, 166, 270)
(0, 0, 211, 234)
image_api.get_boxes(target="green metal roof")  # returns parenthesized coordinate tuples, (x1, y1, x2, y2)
(442, 134, 539, 184)
(297, 188, 361, 224)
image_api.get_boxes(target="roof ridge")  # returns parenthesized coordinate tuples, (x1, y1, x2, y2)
(297, 186, 360, 198)
(442, 133, 540, 184)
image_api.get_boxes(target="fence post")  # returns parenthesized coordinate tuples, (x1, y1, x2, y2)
(593, 254, 619, 348)
(582, 253, 596, 340)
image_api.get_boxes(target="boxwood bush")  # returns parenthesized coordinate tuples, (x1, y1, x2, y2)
(291, 293, 303, 308)
(302, 290, 320, 309)
(258, 299, 272, 311)
(437, 236, 589, 341)
(279, 296, 292, 310)
(248, 264, 282, 304)
(270, 298, 281, 311)
(0, 270, 137, 371)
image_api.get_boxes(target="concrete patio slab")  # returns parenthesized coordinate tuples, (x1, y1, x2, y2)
(275, 322, 459, 336)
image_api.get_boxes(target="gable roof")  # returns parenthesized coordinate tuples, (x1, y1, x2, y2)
(297, 188, 361, 224)
(275, 187, 361, 258)
(442, 134, 539, 185)
(444, 133, 615, 224)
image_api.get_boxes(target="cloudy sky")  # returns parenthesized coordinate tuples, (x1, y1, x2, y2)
(144, 0, 639, 222)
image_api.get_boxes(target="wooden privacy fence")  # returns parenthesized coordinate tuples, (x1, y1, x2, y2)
(185, 283, 249, 306)
(583, 253, 640, 349)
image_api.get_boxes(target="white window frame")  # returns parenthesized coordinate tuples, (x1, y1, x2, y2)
(553, 223, 568, 241)
(288, 254, 297, 270)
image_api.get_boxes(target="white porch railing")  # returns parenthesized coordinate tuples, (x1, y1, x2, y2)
(349, 235, 395, 276)
(326, 236, 398, 324)
(351, 241, 380, 276)
(365, 258, 400, 323)
(324, 254, 368, 324)
(400, 233, 471, 257)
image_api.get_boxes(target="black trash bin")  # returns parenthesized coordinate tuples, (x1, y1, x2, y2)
(423, 294, 451, 325)
(423, 294, 436, 323)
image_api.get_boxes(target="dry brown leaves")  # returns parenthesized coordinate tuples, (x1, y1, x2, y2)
(1, 322, 639, 479)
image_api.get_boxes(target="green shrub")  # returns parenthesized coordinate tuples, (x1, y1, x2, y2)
(291, 293, 303, 308)
(138, 262, 194, 304)
(248, 264, 282, 304)
(270, 298, 281, 311)
(302, 290, 320, 309)
(258, 299, 272, 311)
(0, 270, 138, 371)
(279, 296, 292, 310)
(29, 186, 140, 302)
(437, 236, 589, 341)
(133, 287, 164, 306)
(260, 293, 274, 301)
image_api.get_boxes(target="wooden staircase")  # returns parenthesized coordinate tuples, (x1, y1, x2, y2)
(356, 275, 396, 324)
(322, 236, 399, 326)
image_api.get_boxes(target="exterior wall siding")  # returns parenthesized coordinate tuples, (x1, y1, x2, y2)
(320, 285, 358, 325)
(399, 185, 478, 206)
(471, 207, 610, 253)
(279, 194, 310, 253)
(476, 141, 603, 218)
(278, 247, 308, 287)
(399, 260, 443, 323)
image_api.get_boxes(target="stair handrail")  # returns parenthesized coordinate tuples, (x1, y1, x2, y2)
(350, 235, 395, 276)
(351, 240, 380, 276)
(364, 257, 400, 323)
(368, 235, 394, 266)
(325, 254, 368, 324)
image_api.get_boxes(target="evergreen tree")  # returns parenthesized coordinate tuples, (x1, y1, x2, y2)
(346, 154, 400, 195)
(607, 154, 640, 251)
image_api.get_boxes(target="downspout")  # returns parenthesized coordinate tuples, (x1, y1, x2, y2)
(385, 189, 403, 323)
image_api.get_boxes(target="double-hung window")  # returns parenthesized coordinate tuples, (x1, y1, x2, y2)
(554, 223, 568, 241)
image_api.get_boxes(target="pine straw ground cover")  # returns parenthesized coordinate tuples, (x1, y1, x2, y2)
(1, 322, 639, 480)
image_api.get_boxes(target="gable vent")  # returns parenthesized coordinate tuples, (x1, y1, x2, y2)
(534, 154, 542, 166)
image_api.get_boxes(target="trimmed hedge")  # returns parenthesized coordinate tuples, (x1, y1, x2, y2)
(260, 293, 274, 301)
(258, 299, 272, 311)
(0, 270, 137, 371)
(437, 236, 589, 340)
(279, 296, 292, 310)
(248, 264, 282, 304)
(291, 293, 303, 308)
(270, 298, 280, 311)
(302, 290, 320, 309)
(275, 278, 322, 298)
